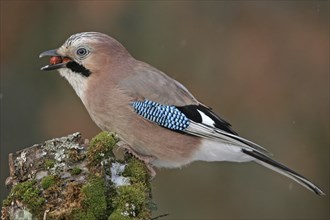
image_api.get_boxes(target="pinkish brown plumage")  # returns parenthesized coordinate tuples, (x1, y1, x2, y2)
(39, 32, 325, 195)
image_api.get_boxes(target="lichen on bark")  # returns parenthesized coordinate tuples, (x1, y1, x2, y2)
(2, 132, 153, 220)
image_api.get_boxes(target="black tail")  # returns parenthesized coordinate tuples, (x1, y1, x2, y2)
(242, 149, 325, 196)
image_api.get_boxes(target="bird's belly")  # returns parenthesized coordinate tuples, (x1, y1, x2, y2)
(117, 119, 202, 168)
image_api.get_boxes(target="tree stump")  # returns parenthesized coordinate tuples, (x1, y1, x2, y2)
(2, 132, 154, 220)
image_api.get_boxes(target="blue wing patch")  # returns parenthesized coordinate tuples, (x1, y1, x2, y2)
(131, 100, 190, 131)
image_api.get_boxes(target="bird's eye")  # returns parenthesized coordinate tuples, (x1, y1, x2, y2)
(76, 47, 89, 58)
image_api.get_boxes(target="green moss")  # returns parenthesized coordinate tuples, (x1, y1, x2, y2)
(110, 183, 151, 220)
(87, 132, 118, 166)
(3, 180, 45, 215)
(123, 158, 150, 184)
(41, 175, 57, 189)
(108, 151, 152, 219)
(70, 167, 82, 175)
(72, 177, 107, 220)
(72, 210, 97, 220)
(108, 210, 131, 220)
(2, 197, 10, 207)
(44, 159, 55, 169)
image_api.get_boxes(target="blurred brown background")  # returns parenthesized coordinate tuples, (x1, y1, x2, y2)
(1, 1, 329, 219)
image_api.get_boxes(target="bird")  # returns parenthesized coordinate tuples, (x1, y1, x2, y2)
(39, 32, 325, 196)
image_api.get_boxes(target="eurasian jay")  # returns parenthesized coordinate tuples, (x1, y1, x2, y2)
(40, 32, 325, 196)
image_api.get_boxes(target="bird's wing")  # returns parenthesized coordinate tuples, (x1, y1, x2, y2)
(130, 99, 271, 156)
(130, 99, 326, 195)
(120, 61, 271, 155)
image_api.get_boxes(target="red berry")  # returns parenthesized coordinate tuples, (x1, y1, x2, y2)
(62, 57, 71, 63)
(49, 56, 62, 65)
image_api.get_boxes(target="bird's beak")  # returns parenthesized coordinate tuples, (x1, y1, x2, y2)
(39, 49, 72, 71)
(39, 49, 58, 58)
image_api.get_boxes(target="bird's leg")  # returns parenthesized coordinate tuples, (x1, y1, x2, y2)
(116, 141, 157, 178)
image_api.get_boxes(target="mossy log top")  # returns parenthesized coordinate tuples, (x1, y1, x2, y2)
(2, 132, 154, 220)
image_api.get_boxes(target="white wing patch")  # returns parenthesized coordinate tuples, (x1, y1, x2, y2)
(197, 109, 215, 127)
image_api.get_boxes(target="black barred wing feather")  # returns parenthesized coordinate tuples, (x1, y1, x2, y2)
(131, 99, 190, 131)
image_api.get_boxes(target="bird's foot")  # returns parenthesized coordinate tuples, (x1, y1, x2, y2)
(117, 141, 157, 178)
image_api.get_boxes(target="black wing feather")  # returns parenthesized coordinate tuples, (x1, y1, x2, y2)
(176, 104, 238, 135)
(242, 149, 325, 195)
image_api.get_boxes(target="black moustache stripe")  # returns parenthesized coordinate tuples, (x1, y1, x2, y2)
(66, 61, 91, 77)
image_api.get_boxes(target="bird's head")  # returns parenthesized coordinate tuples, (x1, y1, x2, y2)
(39, 32, 132, 99)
